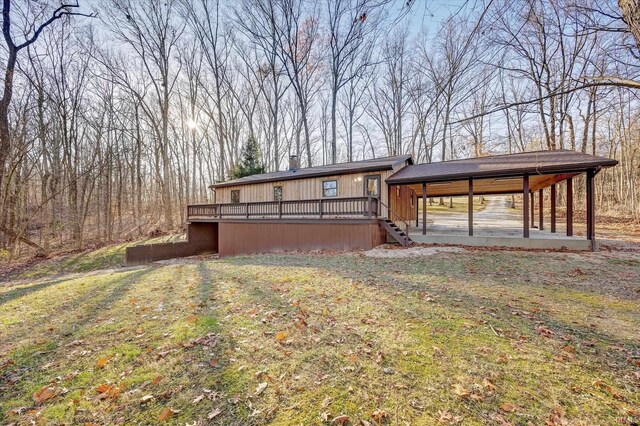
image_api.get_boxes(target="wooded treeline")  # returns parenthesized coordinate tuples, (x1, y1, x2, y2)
(1, 0, 640, 258)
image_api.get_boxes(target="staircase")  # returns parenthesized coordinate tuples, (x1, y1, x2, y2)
(379, 219, 412, 247)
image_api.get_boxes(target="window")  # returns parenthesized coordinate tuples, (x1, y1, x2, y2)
(231, 190, 240, 203)
(396, 186, 401, 197)
(273, 186, 283, 201)
(410, 190, 415, 208)
(322, 180, 337, 197)
(364, 175, 380, 197)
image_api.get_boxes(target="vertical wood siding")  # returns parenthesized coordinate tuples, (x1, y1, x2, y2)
(215, 170, 396, 207)
(389, 183, 417, 222)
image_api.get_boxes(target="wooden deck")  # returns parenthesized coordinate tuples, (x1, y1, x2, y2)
(187, 196, 380, 221)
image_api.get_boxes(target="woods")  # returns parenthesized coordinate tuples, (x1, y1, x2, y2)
(1, 0, 640, 259)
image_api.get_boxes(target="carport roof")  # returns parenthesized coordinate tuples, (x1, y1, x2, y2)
(386, 150, 618, 185)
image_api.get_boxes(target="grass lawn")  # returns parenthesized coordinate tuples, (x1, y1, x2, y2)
(423, 196, 488, 215)
(1, 246, 639, 425)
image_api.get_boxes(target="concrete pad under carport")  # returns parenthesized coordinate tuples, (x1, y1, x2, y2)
(409, 233, 593, 250)
(409, 197, 594, 251)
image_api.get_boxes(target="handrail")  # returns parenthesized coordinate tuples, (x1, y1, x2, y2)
(376, 198, 411, 246)
(187, 196, 379, 220)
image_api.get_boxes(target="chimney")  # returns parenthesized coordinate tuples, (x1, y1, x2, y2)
(288, 155, 299, 171)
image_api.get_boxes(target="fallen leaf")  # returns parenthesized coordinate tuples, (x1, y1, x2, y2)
(95, 356, 111, 369)
(483, 378, 497, 392)
(8, 406, 27, 415)
(33, 385, 60, 404)
(275, 331, 287, 342)
(140, 394, 154, 404)
(192, 394, 204, 405)
(332, 415, 349, 425)
(535, 326, 555, 338)
(208, 407, 222, 419)
(255, 382, 268, 395)
(96, 384, 120, 401)
(500, 402, 518, 412)
(321, 396, 332, 409)
(452, 384, 470, 398)
(371, 409, 387, 422)
(437, 409, 463, 424)
(158, 407, 172, 421)
(545, 405, 566, 426)
(592, 379, 621, 398)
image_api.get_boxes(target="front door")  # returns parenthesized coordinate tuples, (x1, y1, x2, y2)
(364, 174, 381, 197)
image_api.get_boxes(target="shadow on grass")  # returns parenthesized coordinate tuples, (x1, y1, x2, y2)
(223, 252, 640, 364)
(0, 275, 83, 307)
(0, 268, 153, 360)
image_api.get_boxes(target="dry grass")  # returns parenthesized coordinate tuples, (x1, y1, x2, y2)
(422, 197, 487, 215)
(1, 245, 639, 425)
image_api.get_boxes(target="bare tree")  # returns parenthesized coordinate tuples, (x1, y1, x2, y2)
(326, 0, 386, 163)
(102, 0, 184, 228)
(0, 1, 92, 249)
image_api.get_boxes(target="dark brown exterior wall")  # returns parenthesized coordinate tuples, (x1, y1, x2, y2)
(389, 184, 417, 222)
(217, 219, 386, 257)
(126, 222, 218, 265)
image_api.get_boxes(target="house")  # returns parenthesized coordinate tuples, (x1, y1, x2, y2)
(125, 150, 617, 264)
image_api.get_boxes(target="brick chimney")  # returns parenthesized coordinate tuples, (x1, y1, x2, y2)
(288, 155, 299, 171)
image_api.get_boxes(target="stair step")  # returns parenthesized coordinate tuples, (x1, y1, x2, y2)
(378, 218, 412, 247)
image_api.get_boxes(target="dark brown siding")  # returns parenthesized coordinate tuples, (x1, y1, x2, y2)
(389, 185, 416, 223)
(217, 219, 385, 257)
(126, 222, 218, 265)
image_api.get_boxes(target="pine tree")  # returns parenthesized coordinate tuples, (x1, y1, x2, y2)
(229, 136, 266, 179)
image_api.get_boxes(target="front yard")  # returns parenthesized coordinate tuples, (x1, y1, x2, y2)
(1, 246, 639, 425)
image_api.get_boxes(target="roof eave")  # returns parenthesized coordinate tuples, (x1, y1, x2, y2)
(210, 163, 403, 189)
(386, 161, 618, 185)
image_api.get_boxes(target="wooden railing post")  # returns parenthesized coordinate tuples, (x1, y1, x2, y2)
(245, 202, 249, 219)
(319, 199, 324, 218)
(367, 195, 372, 218)
(278, 201, 282, 219)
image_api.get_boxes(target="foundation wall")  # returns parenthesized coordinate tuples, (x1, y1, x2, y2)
(125, 222, 218, 265)
(217, 219, 386, 257)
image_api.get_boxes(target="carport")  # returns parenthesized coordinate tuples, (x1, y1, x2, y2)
(385, 150, 618, 250)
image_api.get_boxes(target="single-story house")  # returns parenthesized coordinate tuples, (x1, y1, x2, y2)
(125, 150, 617, 264)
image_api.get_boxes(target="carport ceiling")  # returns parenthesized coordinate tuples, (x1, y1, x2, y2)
(404, 173, 579, 198)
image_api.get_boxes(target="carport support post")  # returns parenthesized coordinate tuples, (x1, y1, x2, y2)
(422, 182, 427, 235)
(550, 184, 556, 233)
(530, 192, 535, 228)
(586, 169, 596, 249)
(538, 189, 544, 230)
(523, 175, 530, 238)
(566, 178, 573, 236)
(468, 178, 473, 236)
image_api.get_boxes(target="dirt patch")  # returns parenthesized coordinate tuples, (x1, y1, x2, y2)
(363, 245, 465, 258)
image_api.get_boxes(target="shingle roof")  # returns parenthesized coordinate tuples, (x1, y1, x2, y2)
(386, 150, 618, 185)
(210, 154, 413, 188)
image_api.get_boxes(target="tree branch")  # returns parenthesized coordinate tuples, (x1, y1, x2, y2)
(451, 76, 640, 124)
(15, 3, 96, 51)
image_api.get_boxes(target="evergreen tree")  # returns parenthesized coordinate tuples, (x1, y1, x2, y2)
(229, 136, 266, 179)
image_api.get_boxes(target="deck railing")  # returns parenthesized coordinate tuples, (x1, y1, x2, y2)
(187, 196, 380, 220)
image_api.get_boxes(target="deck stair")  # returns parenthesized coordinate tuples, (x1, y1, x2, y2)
(379, 218, 412, 246)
